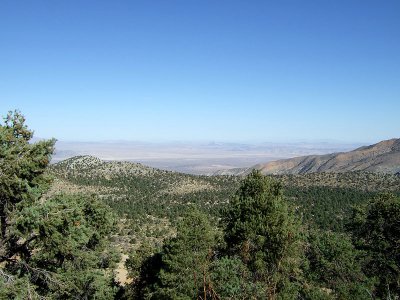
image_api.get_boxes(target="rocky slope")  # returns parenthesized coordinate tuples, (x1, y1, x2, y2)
(216, 138, 400, 175)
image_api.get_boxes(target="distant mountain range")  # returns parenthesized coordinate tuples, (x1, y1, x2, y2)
(215, 138, 400, 175)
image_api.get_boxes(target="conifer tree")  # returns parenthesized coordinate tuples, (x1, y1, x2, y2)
(350, 193, 400, 298)
(0, 111, 119, 299)
(223, 170, 304, 298)
(139, 208, 218, 299)
(0, 110, 55, 239)
(305, 229, 372, 299)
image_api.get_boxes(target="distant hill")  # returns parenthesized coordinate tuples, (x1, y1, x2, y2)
(48, 155, 241, 219)
(215, 138, 400, 175)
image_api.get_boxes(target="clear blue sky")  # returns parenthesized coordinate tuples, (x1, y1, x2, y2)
(1, 0, 399, 143)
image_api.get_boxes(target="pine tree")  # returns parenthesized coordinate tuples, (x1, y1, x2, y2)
(0, 111, 119, 299)
(223, 170, 304, 298)
(0, 110, 55, 239)
(137, 208, 218, 299)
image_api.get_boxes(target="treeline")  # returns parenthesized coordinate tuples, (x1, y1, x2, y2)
(1, 111, 399, 299)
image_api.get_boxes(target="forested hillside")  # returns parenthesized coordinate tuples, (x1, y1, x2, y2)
(50, 155, 240, 221)
(49, 156, 400, 233)
(48, 155, 400, 299)
(2, 111, 400, 299)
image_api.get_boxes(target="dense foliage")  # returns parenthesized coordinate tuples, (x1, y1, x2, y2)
(304, 230, 372, 299)
(0, 111, 119, 299)
(285, 186, 380, 231)
(0, 111, 55, 239)
(122, 171, 400, 299)
(223, 171, 304, 298)
(349, 193, 400, 298)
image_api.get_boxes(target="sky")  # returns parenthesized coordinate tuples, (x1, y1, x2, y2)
(1, 0, 399, 143)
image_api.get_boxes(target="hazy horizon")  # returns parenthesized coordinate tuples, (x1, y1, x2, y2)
(50, 138, 365, 174)
(36, 136, 373, 144)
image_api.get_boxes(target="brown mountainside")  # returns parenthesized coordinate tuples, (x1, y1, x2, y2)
(217, 138, 400, 175)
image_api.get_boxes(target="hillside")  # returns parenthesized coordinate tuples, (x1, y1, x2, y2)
(48, 156, 400, 231)
(216, 138, 400, 175)
(49, 155, 241, 221)
(48, 155, 242, 284)
(46, 155, 400, 286)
